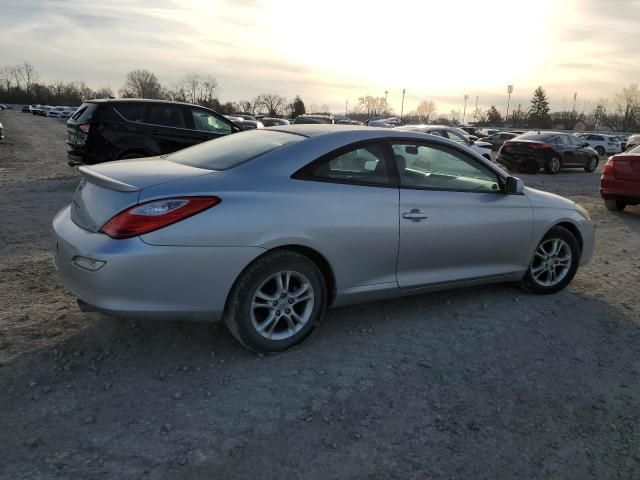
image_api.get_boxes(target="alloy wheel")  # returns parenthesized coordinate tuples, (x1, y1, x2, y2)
(550, 157, 561, 173)
(250, 270, 315, 340)
(530, 238, 572, 287)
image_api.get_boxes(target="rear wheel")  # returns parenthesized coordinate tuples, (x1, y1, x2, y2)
(595, 146, 605, 156)
(520, 226, 580, 294)
(224, 251, 327, 353)
(584, 156, 598, 172)
(604, 199, 626, 211)
(544, 156, 561, 174)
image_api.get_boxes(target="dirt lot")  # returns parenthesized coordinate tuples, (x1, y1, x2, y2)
(1, 110, 639, 479)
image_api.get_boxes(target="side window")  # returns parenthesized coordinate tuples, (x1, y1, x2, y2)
(114, 103, 145, 123)
(147, 105, 186, 128)
(391, 142, 499, 193)
(568, 135, 581, 146)
(304, 143, 390, 186)
(191, 109, 232, 134)
(444, 130, 469, 144)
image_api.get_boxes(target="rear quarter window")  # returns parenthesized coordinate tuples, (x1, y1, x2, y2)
(113, 103, 146, 123)
(166, 130, 304, 170)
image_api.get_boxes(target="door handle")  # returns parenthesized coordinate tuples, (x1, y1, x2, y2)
(402, 209, 428, 221)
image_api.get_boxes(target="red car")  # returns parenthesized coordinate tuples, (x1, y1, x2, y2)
(600, 145, 640, 211)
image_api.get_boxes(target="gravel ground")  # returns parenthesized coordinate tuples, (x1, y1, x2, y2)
(0, 110, 639, 479)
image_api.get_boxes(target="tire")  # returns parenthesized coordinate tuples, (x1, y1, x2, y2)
(595, 146, 605, 156)
(118, 152, 146, 160)
(223, 250, 327, 353)
(544, 156, 561, 174)
(604, 199, 626, 211)
(584, 156, 598, 173)
(520, 226, 580, 294)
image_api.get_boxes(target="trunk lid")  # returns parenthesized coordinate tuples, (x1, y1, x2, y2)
(613, 154, 640, 182)
(71, 158, 213, 232)
(501, 140, 548, 155)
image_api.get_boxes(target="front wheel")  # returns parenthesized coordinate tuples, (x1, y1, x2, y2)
(223, 251, 327, 353)
(584, 156, 598, 172)
(604, 199, 626, 211)
(595, 146, 605, 156)
(520, 226, 580, 294)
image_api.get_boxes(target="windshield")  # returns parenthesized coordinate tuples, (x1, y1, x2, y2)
(166, 130, 304, 170)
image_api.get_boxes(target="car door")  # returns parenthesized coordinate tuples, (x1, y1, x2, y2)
(555, 134, 577, 165)
(568, 134, 591, 165)
(145, 104, 198, 154)
(188, 108, 236, 141)
(391, 140, 533, 288)
(292, 141, 400, 292)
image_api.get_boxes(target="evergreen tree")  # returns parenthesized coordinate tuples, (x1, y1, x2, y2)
(290, 95, 306, 118)
(487, 105, 502, 126)
(529, 86, 551, 128)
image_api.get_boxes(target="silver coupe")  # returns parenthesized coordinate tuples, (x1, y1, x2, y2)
(53, 125, 594, 352)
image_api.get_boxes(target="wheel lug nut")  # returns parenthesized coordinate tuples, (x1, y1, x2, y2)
(285, 308, 291, 314)
(272, 301, 278, 306)
(276, 310, 281, 316)
(281, 293, 286, 299)
(288, 298, 293, 304)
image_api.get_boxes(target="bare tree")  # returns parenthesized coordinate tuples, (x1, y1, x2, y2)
(235, 100, 256, 114)
(9, 65, 23, 90)
(22, 62, 38, 96)
(414, 100, 437, 122)
(119, 69, 163, 99)
(257, 93, 287, 116)
(356, 96, 389, 117)
(0, 66, 13, 91)
(94, 86, 114, 99)
(604, 84, 640, 131)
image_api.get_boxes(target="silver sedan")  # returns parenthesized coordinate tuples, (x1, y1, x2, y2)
(53, 125, 594, 352)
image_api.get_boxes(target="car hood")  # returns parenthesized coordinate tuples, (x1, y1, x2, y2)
(523, 187, 575, 209)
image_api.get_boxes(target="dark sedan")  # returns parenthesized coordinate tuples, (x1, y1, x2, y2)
(482, 132, 518, 151)
(497, 132, 599, 174)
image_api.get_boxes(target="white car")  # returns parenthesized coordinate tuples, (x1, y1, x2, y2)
(397, 125, 493, 160)
(577, 133, 622, 156)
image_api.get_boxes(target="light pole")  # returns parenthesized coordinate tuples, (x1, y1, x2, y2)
(400, 89, 406, 120)
(463, 94, 469, 124)
(345, 99, 348, 117)
(506, 85, 514, 124)
(474, 95, 478, 122)
(572, 92, 577, 114)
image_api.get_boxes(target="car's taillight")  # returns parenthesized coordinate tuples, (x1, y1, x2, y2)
(530, 143, 551, 150)
(100, 196, 221, 239)
(602, 158, 615, 176)
(79, 123, 91, 133)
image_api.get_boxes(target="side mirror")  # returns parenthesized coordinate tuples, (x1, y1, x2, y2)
(582, 142, 590, 148)
(505, 176, 524, 194)
(468, 139, 475, 145)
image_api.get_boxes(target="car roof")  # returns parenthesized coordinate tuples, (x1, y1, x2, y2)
(397, 124, 450, 131)
(86, 98, 202, 108)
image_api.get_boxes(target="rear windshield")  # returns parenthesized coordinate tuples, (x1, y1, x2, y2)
(295, 116, 331, 124)
(71, 102, 99, 122)
(515, 132, 555, 141)
(166, 130, 304, 170)
(628, 144, 640, 154)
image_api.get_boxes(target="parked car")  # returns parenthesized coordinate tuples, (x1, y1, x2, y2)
(576, 133, 622, 155)
(0, 121, 3, 142)
(261, 117, 290, 127)
(482, 132, 519, 151)
(336, 119, 363, 126)
(600, 144, 640, 211)
(47, 107, 66, 118)
(66, 99, 240, 166)
(293, 114, 335, 124)
(497, 131, 599, 174)
(52, 125, 594, 352)
(482, 128, 500, 136)
(460, 126, 486, 138)
(21, 105, 32, 113)
(0, 104, 7, 110)
(224, 115, 264, 130)
(396, 125, 493, 160)
(625, 134, 640, 151)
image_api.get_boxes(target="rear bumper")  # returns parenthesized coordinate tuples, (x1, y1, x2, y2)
(52, 206, 265, 322)
(600, 175, 640, 203)
(497, 154, 543, 171)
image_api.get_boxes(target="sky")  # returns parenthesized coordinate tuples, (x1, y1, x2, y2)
(1, 0, 639, 116)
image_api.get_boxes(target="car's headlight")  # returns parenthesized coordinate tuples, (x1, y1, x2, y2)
(575, 203, 591, 221)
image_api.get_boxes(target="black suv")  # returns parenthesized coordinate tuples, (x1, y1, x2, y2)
(66, 99, 240, 165)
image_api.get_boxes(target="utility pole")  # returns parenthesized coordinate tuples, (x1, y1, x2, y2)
(463, 94, 469, 124)
(506, 85, 514, 125)
(572, 92, 577, 114)
(400, 89, 406, 120)
(474, 95, 478, 122)
(345, 99, 348, 117)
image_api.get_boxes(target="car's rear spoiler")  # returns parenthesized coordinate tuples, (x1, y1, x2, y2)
(78, 166, 140, 192)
